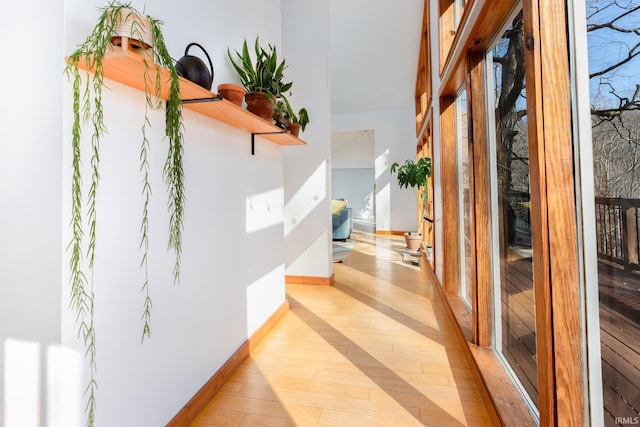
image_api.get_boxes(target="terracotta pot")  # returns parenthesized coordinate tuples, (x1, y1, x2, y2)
(245, 92, 275, 121)
(217, 83, 245, 106)
(404, 232, 422, 251)
(286, 123, 301, 137)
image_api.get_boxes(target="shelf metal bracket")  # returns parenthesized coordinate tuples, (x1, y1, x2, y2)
(170, 94, 288, 156)
(179, 94, 223, 104)
(166, 95, 223, 128)
(250, 131, 286, 155)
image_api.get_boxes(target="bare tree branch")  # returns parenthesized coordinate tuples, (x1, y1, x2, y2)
(589, 42, 640, 78)
(587, 4, 640, 33)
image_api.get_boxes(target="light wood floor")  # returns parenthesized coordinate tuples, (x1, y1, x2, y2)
(190, 231, 493, 426)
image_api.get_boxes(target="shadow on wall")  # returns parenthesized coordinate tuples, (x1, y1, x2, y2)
(3, 339, 83, 427)
(284, 161, 327, 238)
(283, 161, 330, 269)
(360, 192, 375, 219)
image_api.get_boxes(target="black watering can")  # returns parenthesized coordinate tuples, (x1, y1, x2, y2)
(175, 43, 214, 90)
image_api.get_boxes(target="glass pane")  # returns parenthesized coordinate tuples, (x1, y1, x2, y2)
(456, 89, 473, 306)
(454, 0, 466, 28)
(585, 0, 640, 423)
(489, 10, 539, 407)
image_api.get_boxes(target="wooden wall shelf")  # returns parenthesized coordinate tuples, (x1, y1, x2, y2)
(71, 49, 307, 148)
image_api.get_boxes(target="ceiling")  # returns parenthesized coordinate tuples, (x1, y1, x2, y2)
(331, 130, 375, 167)
(328, 0, 424, 115)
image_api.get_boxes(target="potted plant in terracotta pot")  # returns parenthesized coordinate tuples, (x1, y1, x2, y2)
(284, 103, 309, 137)
(390, 156, 432, 251)
(217, 83, 245, 106)
(227, 36, 292, 121)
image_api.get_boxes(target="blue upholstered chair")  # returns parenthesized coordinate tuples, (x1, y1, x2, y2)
(332, 199, 353, 241)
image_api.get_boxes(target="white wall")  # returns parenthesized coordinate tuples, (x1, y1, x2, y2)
(1, 0, 336, 424)
(332, 109, 418, 232)
(1, 0, 295, 426)
(0, 1, 64, 426)
(332, 169, 375, 220)
(282, 0, 333, 279)
(331, 130, 375, 220)
(430, 0, 444, 281)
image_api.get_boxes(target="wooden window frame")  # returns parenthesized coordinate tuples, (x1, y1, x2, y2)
(522, 0, 584, 423)
(430, 0, 588, 424)
(439, 0, 457, 73)
(468, 51, 491, 347)
(417, 122, 436, 265)
(441, 96, 461, 296)
(415, 1, 432, 135)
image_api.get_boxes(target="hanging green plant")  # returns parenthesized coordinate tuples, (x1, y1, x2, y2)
(64, 2, 184, 424)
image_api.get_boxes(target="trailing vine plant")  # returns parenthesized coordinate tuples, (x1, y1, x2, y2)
(64, 2, 184, 424)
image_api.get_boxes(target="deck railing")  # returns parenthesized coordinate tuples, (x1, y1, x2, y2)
(594, 197, 640, 272)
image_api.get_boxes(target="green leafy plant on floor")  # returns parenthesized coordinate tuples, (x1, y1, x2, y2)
(390, 156, 432, 232)
(64, 2, 184, 424)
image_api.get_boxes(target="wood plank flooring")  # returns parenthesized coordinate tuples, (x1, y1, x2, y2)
(190, 231, 493, 426)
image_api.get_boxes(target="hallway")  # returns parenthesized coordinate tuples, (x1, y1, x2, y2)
(190, 231, 493, 426)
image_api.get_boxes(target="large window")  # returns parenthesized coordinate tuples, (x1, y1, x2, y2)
(487, 8, 539, 412)
(431, 0, 611, 421)
(456, 88, 473, 306)
(581, 0, 640, 423)
(454, 0, 466, 28)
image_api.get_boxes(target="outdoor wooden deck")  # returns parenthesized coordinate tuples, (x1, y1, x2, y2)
(503, 256, 640, 425)
(501, 256, 537, 406)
